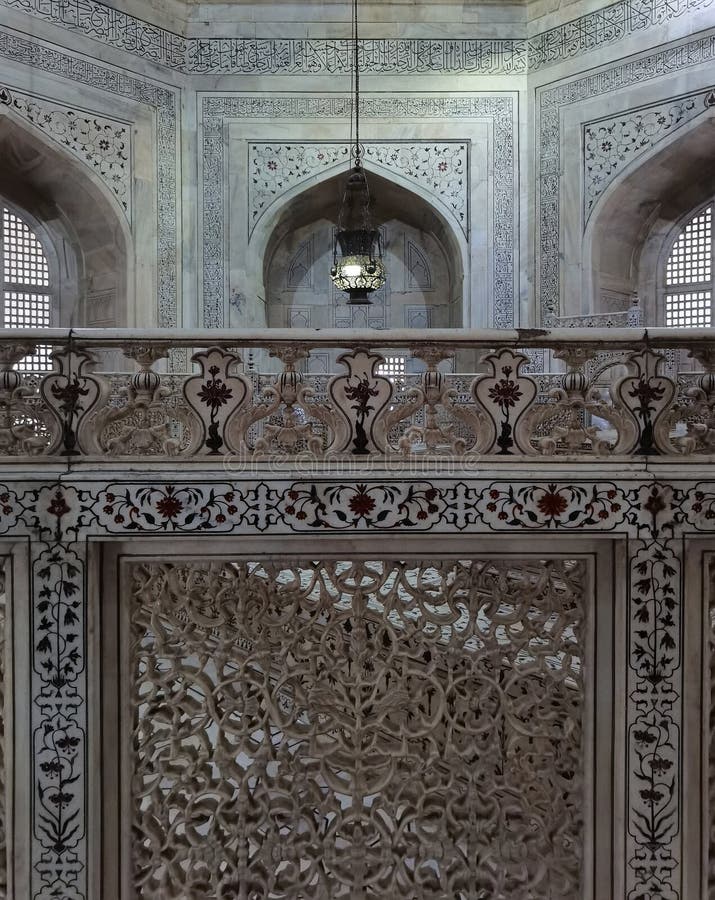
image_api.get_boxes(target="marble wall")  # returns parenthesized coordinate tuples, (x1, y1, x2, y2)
(0, 0, 713, 339)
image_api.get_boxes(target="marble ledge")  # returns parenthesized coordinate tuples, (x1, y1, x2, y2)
(1, 457, 711, 484)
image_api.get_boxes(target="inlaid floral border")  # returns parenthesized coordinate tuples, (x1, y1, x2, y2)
(1, 471, 713, 897)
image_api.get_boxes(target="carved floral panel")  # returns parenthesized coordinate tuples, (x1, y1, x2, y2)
(129, 557, 586, 898)
(248, 141, 467, 237)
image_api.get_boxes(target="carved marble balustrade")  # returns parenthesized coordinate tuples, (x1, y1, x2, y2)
(2, 325, 715, 900)
(1, 325, 714, 464)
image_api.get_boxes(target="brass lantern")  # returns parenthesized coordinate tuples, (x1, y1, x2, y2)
(331, 167, 385, 305)
(330, 0, 386, 306)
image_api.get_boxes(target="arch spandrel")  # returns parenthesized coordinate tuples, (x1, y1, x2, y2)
(0, 110, 132, 327)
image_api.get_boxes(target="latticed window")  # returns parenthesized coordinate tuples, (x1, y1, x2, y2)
(663, 202, 713, 327)
(377, 354, 406, 379)
(0, 205, 53, 371)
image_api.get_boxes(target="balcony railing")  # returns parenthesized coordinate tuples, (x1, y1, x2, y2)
(1, 326, 714, 463)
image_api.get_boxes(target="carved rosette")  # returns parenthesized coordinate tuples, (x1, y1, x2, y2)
(183, 347, 251, 455)
(473, 348, 536, 455)
(329, 350, 394, 455)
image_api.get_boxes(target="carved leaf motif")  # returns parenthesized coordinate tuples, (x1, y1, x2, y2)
(39, 349, 104, 456)
(329, 350, 394, 455)
(183, 348, 251, 455)
(473, 349, 537, 455)
(612, 350, 676, 455)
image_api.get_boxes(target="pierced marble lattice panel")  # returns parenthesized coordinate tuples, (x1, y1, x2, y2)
(666, 205, 712, 288)
(0, 569, 5, 896)
(129, 558, 586, 899)
(710, 560, 715, 894)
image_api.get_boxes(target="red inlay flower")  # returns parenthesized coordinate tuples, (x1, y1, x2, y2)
(536, 490, 568, 518)
(348, 488, 376, 517)
(156, 495, 183, 519)
(488, 375, 522, 408)
(198, 379, 232, 407)
(48, 491, 70, 518)
(643, 487, 666, 517)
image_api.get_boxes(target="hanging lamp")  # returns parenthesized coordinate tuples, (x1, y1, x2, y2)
(330, 0, 385, 305)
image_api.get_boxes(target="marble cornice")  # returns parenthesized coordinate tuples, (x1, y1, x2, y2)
(0, 0, 713, 75)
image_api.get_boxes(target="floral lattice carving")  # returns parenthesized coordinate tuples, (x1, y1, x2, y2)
(130, 557, 586, 898)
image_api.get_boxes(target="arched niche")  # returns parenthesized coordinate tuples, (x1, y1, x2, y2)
(241, 167, 465, 330)
(0, 110, 131, 327)
(584, 113, 715, 322)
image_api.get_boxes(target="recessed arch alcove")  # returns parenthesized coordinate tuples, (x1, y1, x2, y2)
(242, 167, 465, 332)
(0, 110, 131, 327)
(584, 113, 715, 323)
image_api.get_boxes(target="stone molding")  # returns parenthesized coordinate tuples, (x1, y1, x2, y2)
(202, 97, 514, 329)
(1, 0, 713, 75)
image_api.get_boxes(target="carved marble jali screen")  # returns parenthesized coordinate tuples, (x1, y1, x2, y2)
(128, 558, 587, 899)
(0, 571, 5, 896)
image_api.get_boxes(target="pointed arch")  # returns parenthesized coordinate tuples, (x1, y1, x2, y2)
(0, 108, 132, 327)
(243, 165, 467, 329)
(583, 111, 715, 322)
